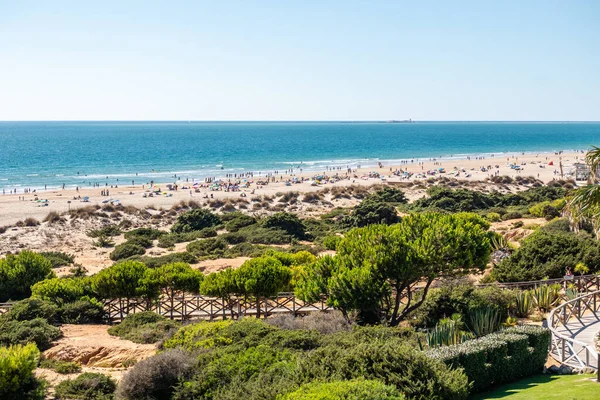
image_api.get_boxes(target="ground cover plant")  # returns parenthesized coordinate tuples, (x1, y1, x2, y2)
(108, 311, 179, 344)
(281, 379, 405, 400)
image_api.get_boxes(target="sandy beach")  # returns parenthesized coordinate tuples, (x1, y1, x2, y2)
(0, 150, 586, 226)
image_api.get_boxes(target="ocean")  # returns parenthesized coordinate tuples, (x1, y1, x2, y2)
(1, 121, 599, 190)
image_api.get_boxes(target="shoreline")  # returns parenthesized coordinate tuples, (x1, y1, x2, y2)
(0, 148, 587, 193)
(0, 150, 587, 226)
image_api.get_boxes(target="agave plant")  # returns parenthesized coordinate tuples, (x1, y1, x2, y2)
(514, 290, 532, 318)
(468, 307, 502, 337)
(426, 316, 473, 348)
(565, 284, 579, 301)
(489, 232, 512, 265)
(531, 283, 561, 313)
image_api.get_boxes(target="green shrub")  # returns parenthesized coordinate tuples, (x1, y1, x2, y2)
(124, 228, 165, 240)
(491, 230, 600, 282)
(91, 261, 151, 300)
(135, 252, 198, 268)
(225, 242, 257, 257)
(0, 251, 55, 301)
(292, 250, 317, 265)
(59, 298, 105, 324)
(186, 238, 228, 257)
(0, 318, 62, 350)
(116, 349, 196, 400)
(108, 312, 179, 344)
(223, 212, 256, 232)
(31, 277, 86, 305)
(529, 201, 549, 217)
(39, 358, 81, 374)
(171, 208, 221, 233)
(87, 224, 121, 238)
(240, 225, 293, 244)
(529, 201, 561, 220)
(427, 326, 550, 392)
(3, 298, 58, 323)
(322, 235, 342, 250)
(486, 212, 501, 222)
(157, 229, 218, 248)
(157, 234, 178, 248)
(501, 211, 522, 221)
(342, 198, 399, 227)
(109, 243, 146, 261)
(370, 187, 408, 204)
(259, 329, 322, 351)
(540, 217, 572, 234)
(410, 281, 512, 328)
(298, 339, 468, 400)
(233, 256, 292, 307)
(264, 212, 307, 239)
(196, 227, 218, 238)
(123, 236, 153, 249)
(0, 344, 46, 400)
(163, 319, 278, 351)
(411, 186, 566, 213)
(171, 344, 297, 400)
(220, 231, 249, 244)
(282, 379, 404, 400)
(40, 251, 75, 268)
(54, 372, 116, 400)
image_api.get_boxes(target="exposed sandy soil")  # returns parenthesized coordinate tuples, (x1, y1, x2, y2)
(43, 324, 156, 368)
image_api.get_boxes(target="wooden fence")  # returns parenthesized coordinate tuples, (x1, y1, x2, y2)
(103, 292, 332, 323)
(2, 274, 600, 323)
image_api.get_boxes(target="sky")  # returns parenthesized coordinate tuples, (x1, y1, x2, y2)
(0, 1, 599, 121)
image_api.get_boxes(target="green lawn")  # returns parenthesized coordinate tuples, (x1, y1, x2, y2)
(471, 374, 600, 399)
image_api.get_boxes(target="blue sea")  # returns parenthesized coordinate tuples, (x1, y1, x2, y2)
(0, 121, 599, 190)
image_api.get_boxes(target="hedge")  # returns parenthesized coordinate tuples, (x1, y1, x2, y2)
(426, 325, 550, 392)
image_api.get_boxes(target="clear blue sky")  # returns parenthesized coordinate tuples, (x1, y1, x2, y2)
(1, 1, 598, 121)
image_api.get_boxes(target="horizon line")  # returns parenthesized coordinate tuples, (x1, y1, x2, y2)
(1, 120, 600, 123)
